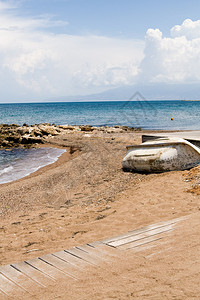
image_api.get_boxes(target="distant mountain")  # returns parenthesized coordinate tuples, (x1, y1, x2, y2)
(46, 82, 200, 102)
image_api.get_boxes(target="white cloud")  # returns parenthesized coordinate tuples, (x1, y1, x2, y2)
(0, 1, 144, 101)
(171, 19, 200, 40)
(140, 19, 200, 84)
(2, 2, 200, 102)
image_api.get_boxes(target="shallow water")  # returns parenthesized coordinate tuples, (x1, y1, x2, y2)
(0, 147, 65, 184)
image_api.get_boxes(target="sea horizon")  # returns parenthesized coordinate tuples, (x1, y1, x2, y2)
(0, 100, 200, 131)
(0, 99, 199, 104)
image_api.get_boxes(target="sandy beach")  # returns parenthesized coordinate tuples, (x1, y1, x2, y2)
(0, 127, 200, 299)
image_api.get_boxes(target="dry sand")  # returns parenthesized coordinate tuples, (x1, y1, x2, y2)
(0, 129, 200, 299)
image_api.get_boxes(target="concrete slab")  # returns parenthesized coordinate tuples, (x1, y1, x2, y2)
(142, 131, 200, 146)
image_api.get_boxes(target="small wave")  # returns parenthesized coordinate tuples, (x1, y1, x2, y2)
(0, 148, 65, 184)
(0, 166, 14, 176)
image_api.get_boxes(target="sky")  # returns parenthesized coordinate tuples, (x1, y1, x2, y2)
(1, 0, 200, 102)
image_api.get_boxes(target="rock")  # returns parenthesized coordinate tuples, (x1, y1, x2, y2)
(5, 135, 21, 143)
(10, 124, 19, 128)
(39, 125, 59, 136)
(0, 123, 63, 148)
(1, 140, 10, 147)
(31, 129, 43, 137)
(0, 134, 7, 140)
(17, 127, 29, 135)
(80, 125, 94, 132)
(59, 125, 75, 130)
(0, 124, 10, 128)
(21, 136, 44, 144)
(41, 123, 51, 126)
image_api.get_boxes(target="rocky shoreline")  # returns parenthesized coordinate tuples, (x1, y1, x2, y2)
(0, 123, 141, 148)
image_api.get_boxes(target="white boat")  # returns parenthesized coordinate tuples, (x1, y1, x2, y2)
(122, 137, 200, 172)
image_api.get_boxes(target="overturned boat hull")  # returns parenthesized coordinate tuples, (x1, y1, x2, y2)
(122, 138, 200, 173)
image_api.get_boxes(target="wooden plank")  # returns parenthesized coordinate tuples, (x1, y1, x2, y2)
(120, 235, 164, 250)
(77, 244, 121, 260)
(88, 241, 102, 247)
(109, 226, 173, 248)
(119, 230, 173, 250)
(53, 251, 91, 268)
(127, 218, 179, 233)
(40, 254, 79, 280)
(76, 245, 110, 261)
(102, 228, 151, 244)
(107, 225, 174, 248)
(0, 265, 41, 295)
(102, 216, 185, 244)
(0, 273, 27, 298)
(65, 248, 99, 265)
(11, 261, 53, 287)
(0, 288, 8, 298)
(130, 240, 170, 254)
(88, 243, 120, 258)
(25, 258, 66, 280)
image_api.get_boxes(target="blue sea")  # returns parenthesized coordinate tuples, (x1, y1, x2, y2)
(0, 100, 200, 130)
(0, 100, 200, 184)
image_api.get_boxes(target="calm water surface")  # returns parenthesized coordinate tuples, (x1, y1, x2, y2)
(0, 100, 200, 130)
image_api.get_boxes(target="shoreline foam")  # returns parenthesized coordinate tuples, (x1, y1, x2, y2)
(0, 147, 66, 184)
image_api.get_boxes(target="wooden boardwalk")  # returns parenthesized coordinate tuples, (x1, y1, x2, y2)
(0, 216, 187, 298)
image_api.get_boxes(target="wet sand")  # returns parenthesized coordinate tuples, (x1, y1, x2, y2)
(0, 128, 200, 299)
